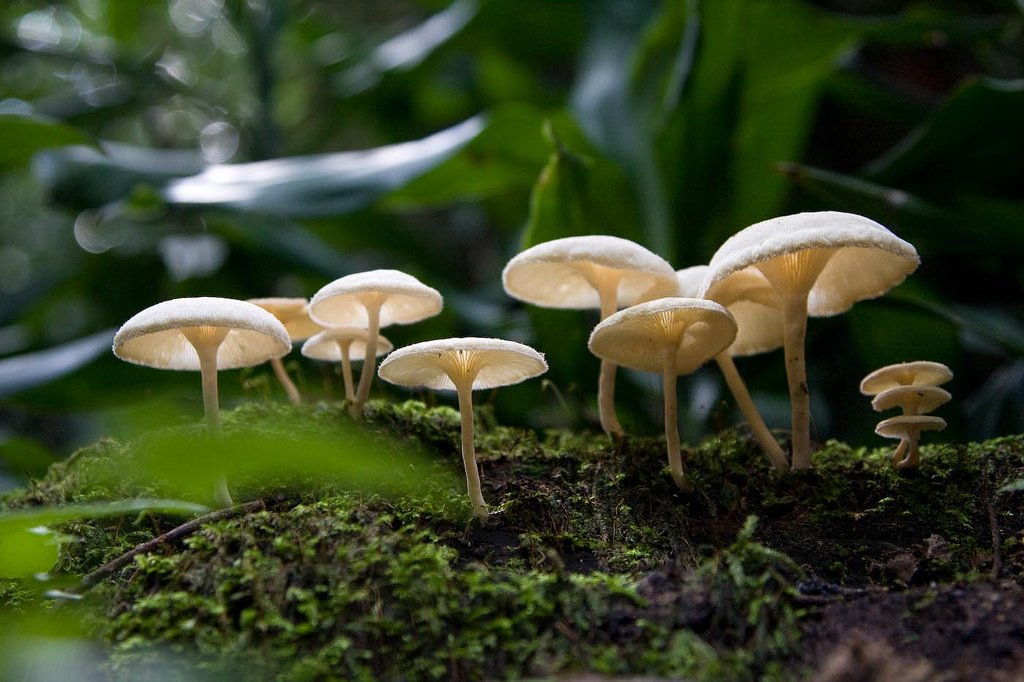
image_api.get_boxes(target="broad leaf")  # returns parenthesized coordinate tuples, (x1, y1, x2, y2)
(0, 330, 114, 399)
(0, 114, 95, 172)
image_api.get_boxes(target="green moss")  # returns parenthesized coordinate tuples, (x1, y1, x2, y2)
(3, 399, 1023, 679)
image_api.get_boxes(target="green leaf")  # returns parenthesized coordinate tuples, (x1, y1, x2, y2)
(387, 104, 551, 206)
(0, 499, 207, 578)
(521, 118, 644, 249)
(0, 330, 114, 399)
(0, 114, 95, 172)
(864, 77, 1024, 199)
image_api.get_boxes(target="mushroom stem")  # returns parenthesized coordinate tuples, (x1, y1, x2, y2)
(336, 340, 355, 402)
(270, 356, 301, 405)
(779, 291, 813, 469)
(715, 353, 789, 471)
(351, 296, 383, 420)
(593, 277, 624, 440)
(893, 437, 921, 470)
(454, 377, 488, 519)
(183, 325, 233, 508)
(661, 347, 692, 493)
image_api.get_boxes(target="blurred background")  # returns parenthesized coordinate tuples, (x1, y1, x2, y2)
(1, 0, 1022, 490)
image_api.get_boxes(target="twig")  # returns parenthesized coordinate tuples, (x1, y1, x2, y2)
(80, 499, 265, 589)
(988, 495, 1003, 581)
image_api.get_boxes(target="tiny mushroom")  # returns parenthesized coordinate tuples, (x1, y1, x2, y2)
(248, 297, 323, 405)
(588, 298, 737, 492)
(677, 265, 788, 471)
(112, 297, 291, 506)
(859, 360, 953, 396)
(871, 385, 951, 416)
(378, 337, 547, 520)
(875, 415, 947, 470)
(309, 270, 443, 419)
(701, 211, 919, 470)
(502, 235, 677, 439)
(302, 327, 394, 401)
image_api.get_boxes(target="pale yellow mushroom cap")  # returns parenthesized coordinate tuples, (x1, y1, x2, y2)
(678, 265, 782, 357)
(113, 297, 291, 371)
(871, 385, 951, 415)
(700, 211, 919, 317)
(309, 269, 443, 328)
(588, 297, 737, 375)
(301, 327, 394, 362)
(378, 337, 547, 391)
(502, 235, 677, 310)
(875, 414, 947, 440)
(860, 360, 953, 396)
(248, 297, 323, 342)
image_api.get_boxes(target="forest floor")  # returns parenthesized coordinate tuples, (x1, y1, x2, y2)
(2, 399, 1023, 680)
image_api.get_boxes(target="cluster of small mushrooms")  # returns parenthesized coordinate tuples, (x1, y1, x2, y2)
(113, 210, 932, 517)
(860, 361, 952, 470)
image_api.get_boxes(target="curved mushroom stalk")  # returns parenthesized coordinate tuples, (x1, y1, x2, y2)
(876, 415, 946, 472)
(579, 264, 625, 440)
(350, 294, 384, 419)
(661, 347, 692, 493)
(453, 375, 488, 519)
(336, 340, 356, 401)
(890, 438, 913, 469)
(270, 356, 301, 405)
(714, 353, 788, 471)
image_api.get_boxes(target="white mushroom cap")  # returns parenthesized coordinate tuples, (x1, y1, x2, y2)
(860, 360, 954, 396)
(247, 297, 323, 342)
(113, 297, 291, 370)
(700, 211, 919, 317)
(678, 265, 783, 357)
(875, 414, 947, 440)
(378, 337, 547, 391)
(502, 235, 677, 310)
(588, 298, 737, 375)
(308, 269, 443, 327)
(871, 385, 951, 415)
(301, 327, 394, 362)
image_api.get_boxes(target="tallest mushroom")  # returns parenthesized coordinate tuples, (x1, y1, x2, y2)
(502, 235, 677, 439)
(700, 212, 919, 470)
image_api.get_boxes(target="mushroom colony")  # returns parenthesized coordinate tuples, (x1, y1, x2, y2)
(113, 211, 938, 516)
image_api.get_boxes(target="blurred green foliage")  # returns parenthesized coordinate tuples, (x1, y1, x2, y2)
(0, 0, 1022, 493)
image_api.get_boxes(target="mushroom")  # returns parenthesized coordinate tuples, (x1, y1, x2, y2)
(588, 298, 737, 492)
(248, 297, 323, 405)
(676, 265, 788, 470)
(309, 270, 443, 419)
(301, 327, 394, 401)
(112, 297, 291, 506)
(859, 360, 953, 397)
(378, 337, 547, 519)
(875, 415, 947, 470)
(871, 385, 951, 416)
(502, 235, 677, 439)
(701, 211, 919, 470)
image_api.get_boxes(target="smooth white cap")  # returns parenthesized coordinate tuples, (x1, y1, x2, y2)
(588, 297, 737, 375)
(309, 269, 443, 327)
(701, 211, 920, 317)
(871, 385, 951, 415)
(248, 297, 323, 342)
(378, 337, 547, 391)
(301, 327, 393, 361)
(875, 414, 947, 439)
(860, 360, 953, 396)
(113, 297, 291, 371)
(502, 235, 677, 310)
